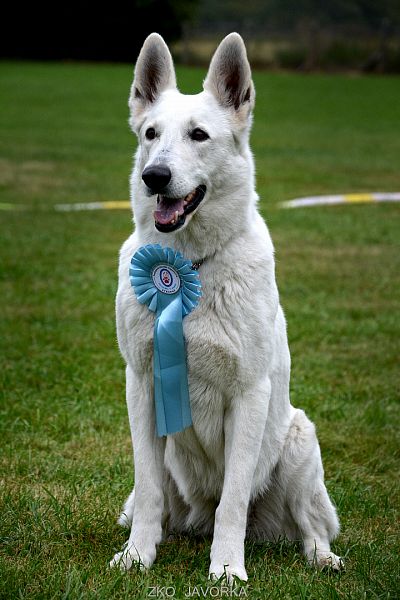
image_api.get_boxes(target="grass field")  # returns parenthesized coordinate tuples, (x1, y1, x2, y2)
(0, 61, 399, 599)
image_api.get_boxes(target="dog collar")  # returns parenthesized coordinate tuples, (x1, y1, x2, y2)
(191, 258, 205, 271)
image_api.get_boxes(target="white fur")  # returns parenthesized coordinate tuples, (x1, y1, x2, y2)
(110, 33, 343, 581)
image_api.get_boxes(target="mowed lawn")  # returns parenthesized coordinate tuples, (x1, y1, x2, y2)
(0, 61, 399, 599)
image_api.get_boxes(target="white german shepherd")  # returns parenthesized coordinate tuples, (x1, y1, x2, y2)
(110, 32, 342, 582)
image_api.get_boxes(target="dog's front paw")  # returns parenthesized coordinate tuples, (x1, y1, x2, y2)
(209, 562, 248, 584)
(109, 543, 155, 572)
(309, 552, 344, 572)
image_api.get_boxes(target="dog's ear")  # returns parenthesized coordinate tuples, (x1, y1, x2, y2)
(203, 33, 255, 116)
(129, 33, 176, 130)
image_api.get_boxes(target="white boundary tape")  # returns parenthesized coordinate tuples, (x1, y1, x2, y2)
(1, 194, 400, 212)
(281, 192, 400, 208)
(0, 200, 131, 211)
(0, 202, 27, 211)
(54, 201, 131, 211)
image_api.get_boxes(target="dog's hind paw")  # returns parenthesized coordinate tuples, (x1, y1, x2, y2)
(310, 552, 344, 572)
(117, 489, 135, 528)
(109, 544, 154, 572)
(117, 512, 132, 528)
(209, 563, 248, 584)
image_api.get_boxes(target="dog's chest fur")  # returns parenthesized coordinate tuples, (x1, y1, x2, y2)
(116, 232, 278, 466)
(118, 234, 276, 383)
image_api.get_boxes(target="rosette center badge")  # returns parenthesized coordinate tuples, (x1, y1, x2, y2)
(152, 264, 181, 295)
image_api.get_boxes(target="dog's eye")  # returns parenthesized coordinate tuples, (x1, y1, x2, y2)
(145, 127, 156, 140)
(190, 128, 209, 142)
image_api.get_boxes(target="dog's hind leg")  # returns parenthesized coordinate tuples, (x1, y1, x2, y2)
(118, 488, 135, 528)
(117, 474, 188, 537)
(163, 470, 190, 535)
(164, 469, 215, 536)
(279, 408, 343, 570)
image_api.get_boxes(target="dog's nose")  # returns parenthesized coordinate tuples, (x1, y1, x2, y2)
(142, 164, 172, 193)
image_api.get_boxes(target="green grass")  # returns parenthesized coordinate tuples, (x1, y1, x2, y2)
(0, 62, 399, 599)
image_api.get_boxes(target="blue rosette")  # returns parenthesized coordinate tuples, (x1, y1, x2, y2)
(129, 244, 202, 436)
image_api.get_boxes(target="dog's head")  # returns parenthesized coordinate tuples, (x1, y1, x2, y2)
(129, 33, 256, 246)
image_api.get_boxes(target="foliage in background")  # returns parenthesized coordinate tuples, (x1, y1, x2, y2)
(2, 0, 400, 71)
(182, 0, 400, 71)
(196, 0, 400, 30)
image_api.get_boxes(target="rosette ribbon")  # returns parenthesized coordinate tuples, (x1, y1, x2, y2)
(129, 244, 202, 436)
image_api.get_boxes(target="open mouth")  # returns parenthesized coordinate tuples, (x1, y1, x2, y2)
(153, 185, 206, 233)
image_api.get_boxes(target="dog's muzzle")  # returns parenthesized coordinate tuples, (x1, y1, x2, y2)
(153, 185, 207, 233)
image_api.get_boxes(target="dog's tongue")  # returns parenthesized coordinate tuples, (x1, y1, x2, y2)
(154, 196, 185, 225)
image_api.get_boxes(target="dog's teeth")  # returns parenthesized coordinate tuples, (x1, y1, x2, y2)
(170, 212, 179, 225)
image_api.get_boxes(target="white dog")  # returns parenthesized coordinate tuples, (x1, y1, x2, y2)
(110, 32, 342, 582)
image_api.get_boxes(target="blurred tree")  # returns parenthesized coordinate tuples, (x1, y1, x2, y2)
(263, 0, 400, 30)
(263, 0, 400, 69)
(194, 0, 400, 70)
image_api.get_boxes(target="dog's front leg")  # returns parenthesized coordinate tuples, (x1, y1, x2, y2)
(110, 364, 165, 571)
(209, 378, 271, 583)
